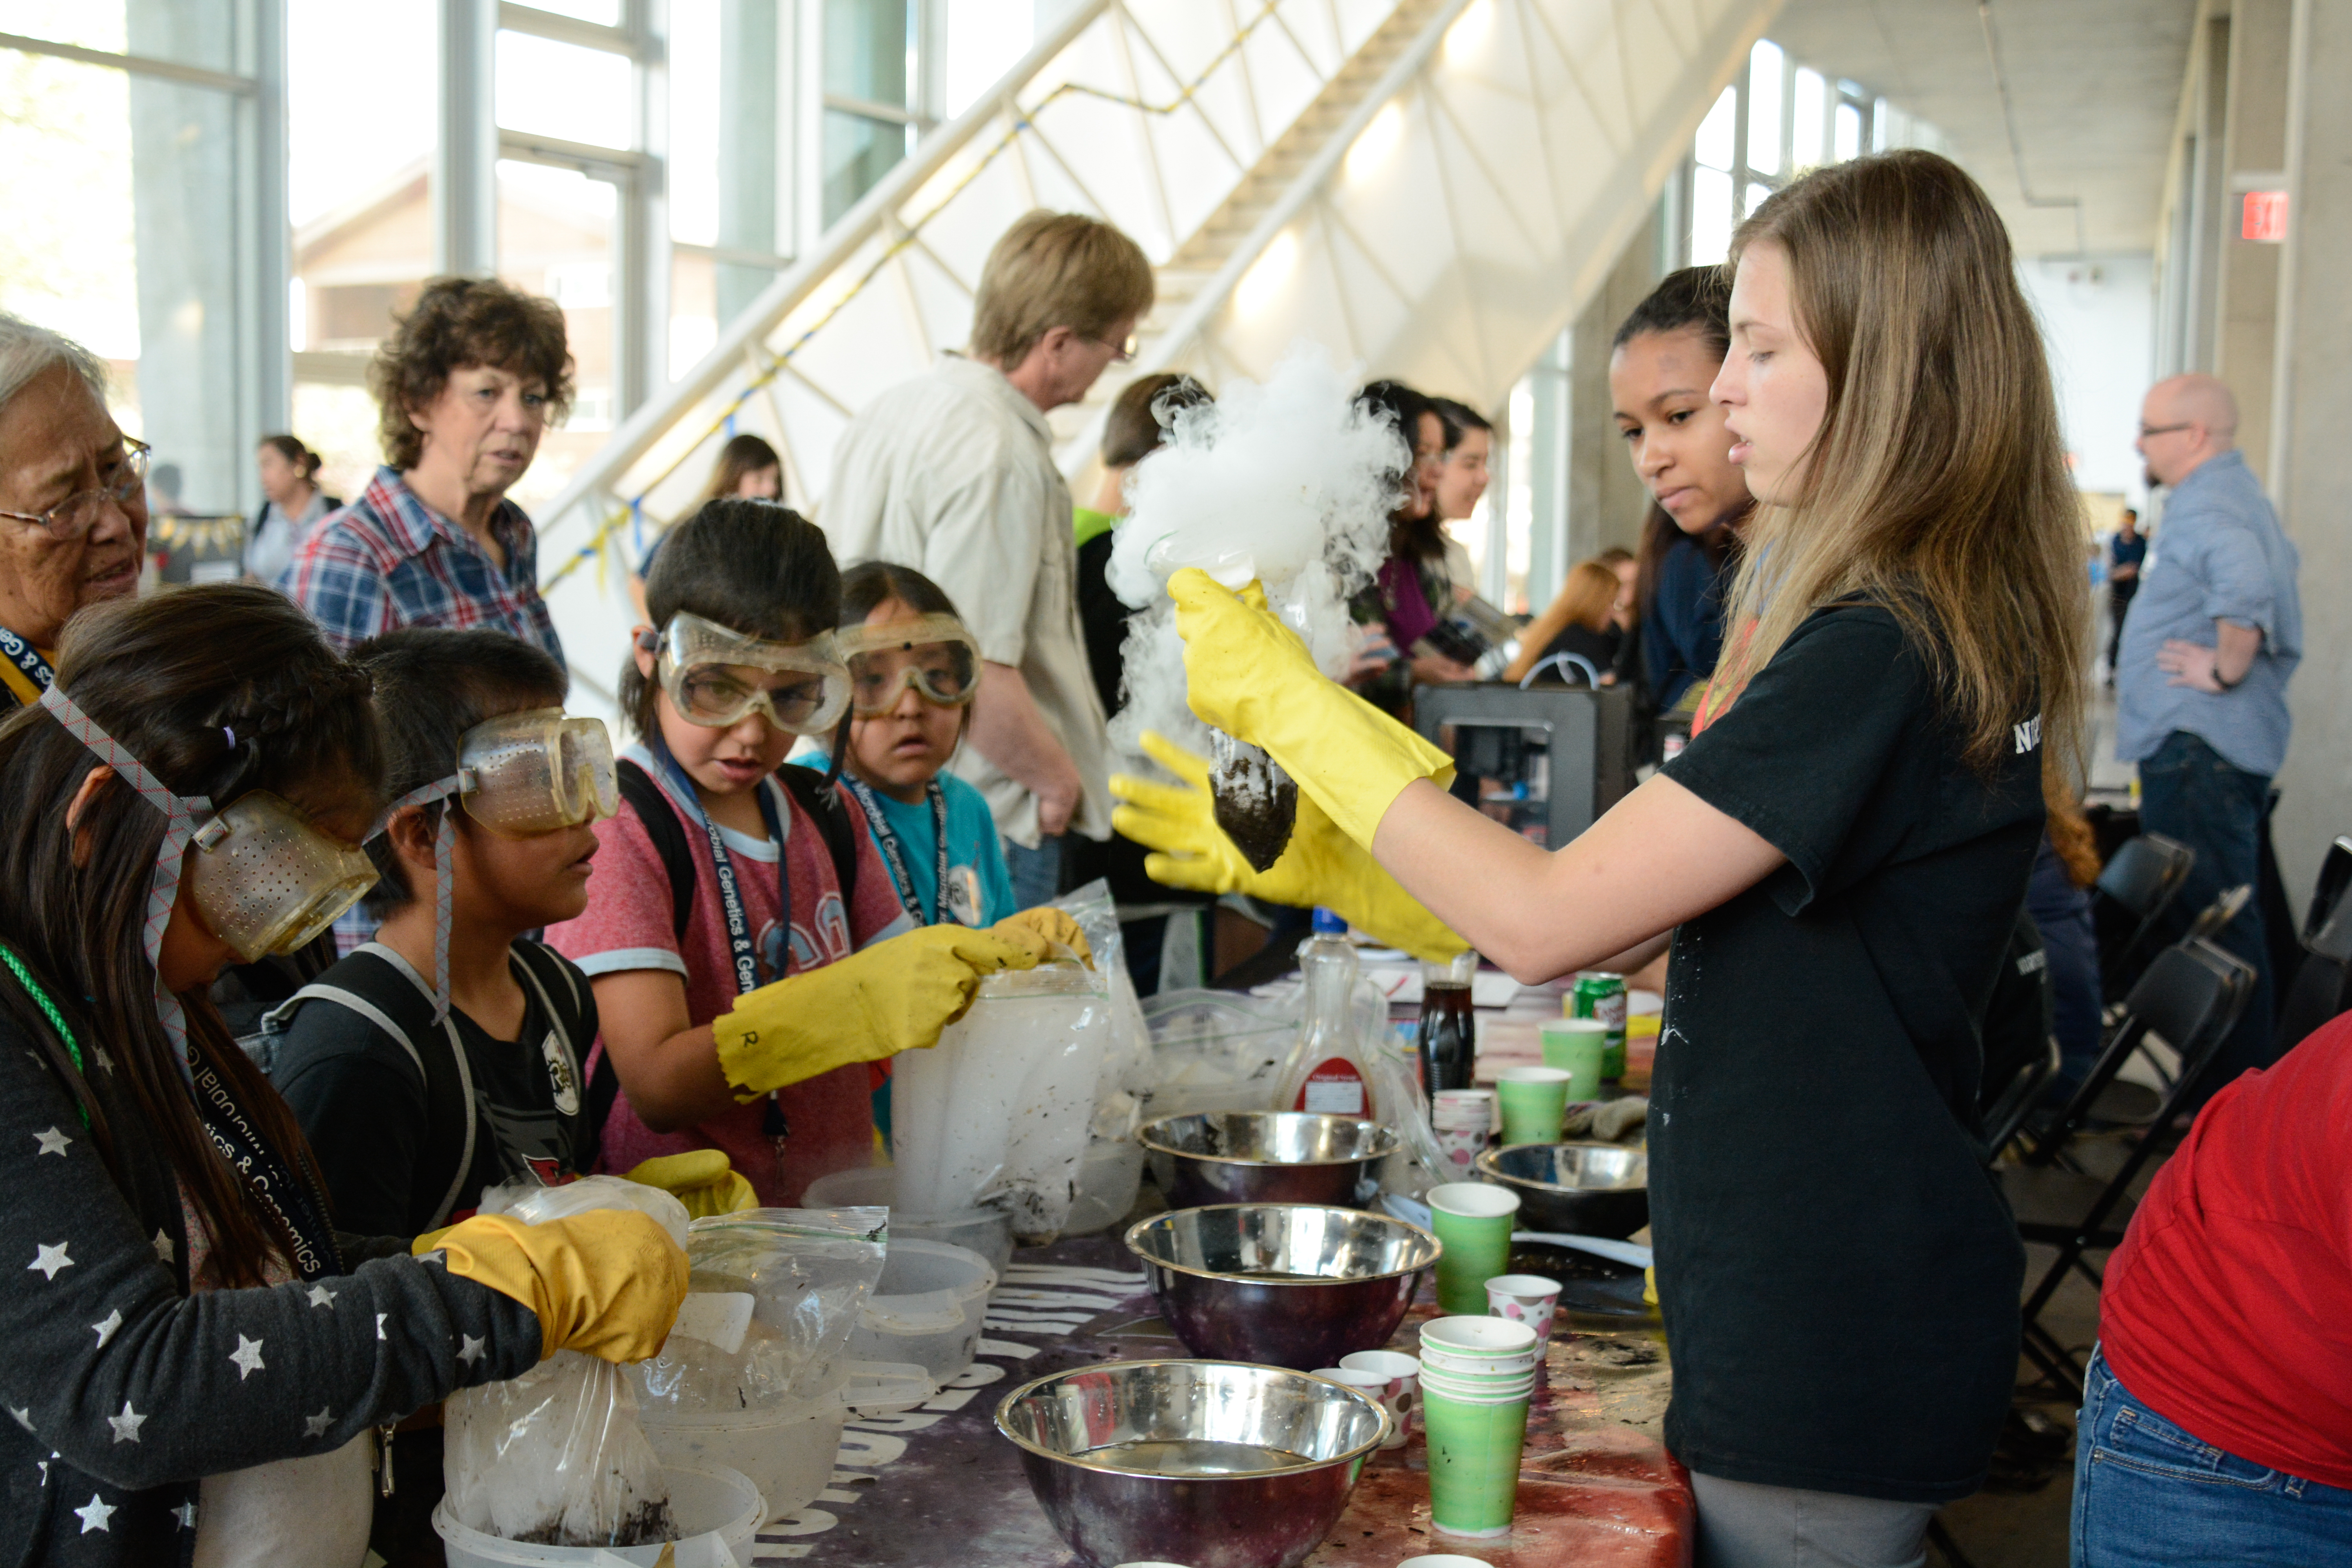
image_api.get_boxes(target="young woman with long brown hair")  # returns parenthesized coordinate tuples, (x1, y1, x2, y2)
(0, 585, 684, 1566)
(1121, 149, 2085, 1566)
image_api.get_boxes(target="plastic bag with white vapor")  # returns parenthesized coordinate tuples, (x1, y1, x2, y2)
(1105, 343, 1408, 868)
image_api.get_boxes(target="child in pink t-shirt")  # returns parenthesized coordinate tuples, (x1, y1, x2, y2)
(546, 500, 1081, 1203)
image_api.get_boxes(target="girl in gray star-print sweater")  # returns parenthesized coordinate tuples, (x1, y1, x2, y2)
(0, 586, 628, 1567)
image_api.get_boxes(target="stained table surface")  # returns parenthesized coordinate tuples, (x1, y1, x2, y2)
(759, 1229, 1689, 1568)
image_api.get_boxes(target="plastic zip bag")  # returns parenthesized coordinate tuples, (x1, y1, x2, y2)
(632, 1208, 891, 1415)
(443, 1177, 690, 1547)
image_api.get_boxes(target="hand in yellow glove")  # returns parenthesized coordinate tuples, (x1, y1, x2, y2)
(991, 906, 1093, 968)
(1112, 730, 1468, 962)
(712, 923, 1042, 1100)
(1169, 568, 1455, 849)
(427, 1209, 689, 1363)
(624, 1150, 758, 1219)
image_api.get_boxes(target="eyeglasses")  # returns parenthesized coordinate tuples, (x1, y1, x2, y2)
(1086, 331, 1139, 363)
(2138, 422, 2194, 441)
(0, 437, 152, 541)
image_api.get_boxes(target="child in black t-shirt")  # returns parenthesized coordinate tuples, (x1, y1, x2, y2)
(270, 630, 752, 1233)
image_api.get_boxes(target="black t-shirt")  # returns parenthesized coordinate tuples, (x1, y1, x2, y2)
(274, 941, 600, 1238)
(1654, 603, 2040, 1503)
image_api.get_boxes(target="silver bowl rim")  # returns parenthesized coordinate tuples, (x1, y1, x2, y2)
(1122, 1203, 1443, 1285)
(993, 1357, 1392, 1477)
(1136, 1111, 1403, 1169)
(1475, 1140, 1650, 1195)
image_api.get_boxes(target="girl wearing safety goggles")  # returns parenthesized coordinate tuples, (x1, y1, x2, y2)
(822, 561, 1012, 934)
(0, 586, 685, 1566)
(548, 501, 1084, 1209)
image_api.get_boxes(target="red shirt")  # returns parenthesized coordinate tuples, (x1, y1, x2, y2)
(545, 767, 911, 1205)
(2102, 1011, 2352, 1488)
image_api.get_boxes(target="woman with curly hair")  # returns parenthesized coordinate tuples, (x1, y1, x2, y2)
(281, 276, 575, 662)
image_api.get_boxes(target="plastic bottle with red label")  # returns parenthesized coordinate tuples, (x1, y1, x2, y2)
(1279, 909, 1379, 1121)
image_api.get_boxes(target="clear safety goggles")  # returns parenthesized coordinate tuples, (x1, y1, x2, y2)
(456, 708, 618, 836)
(835, 613, 982, 717)
(656, 611, 851, 735)
(189, 791, 381, 964)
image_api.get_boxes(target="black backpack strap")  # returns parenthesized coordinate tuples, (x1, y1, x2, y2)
(617, 758, 698, 943)
(266, 946, 477, 1230)
(513, 941, 602, 1177)
(777, 763, 861, 910)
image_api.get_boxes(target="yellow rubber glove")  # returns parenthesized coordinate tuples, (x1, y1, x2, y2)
(1112, 731, 1468, 962)
(1169, 568, 1455, 849)
(624, 1150, 758, 1220)
(428, 1209, 688, 1363)
(993, 906, 1093, 967)
(712, 924, 1042, 1101)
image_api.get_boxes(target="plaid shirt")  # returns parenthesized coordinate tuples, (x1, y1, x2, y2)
(279, 466, 562, 661)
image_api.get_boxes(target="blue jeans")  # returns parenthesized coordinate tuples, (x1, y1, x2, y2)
(2135, 730, 2276, 1095)
(1004, 833, 1064, 911)
(2072, 1347, 2352, 1565)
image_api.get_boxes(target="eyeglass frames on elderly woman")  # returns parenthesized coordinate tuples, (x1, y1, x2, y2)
(0, 437, 152, 542)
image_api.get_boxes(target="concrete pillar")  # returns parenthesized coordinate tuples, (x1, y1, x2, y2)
(1523, 330, 1572, 609)
(717, 0, 784, 329)
(1564, 216, 1668, 568)
(2265, 0, 2352, 902)
(2211, 0, 2290, 484)
(2180, 14, 2230, 375)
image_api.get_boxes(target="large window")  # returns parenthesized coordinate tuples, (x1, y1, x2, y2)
(1677, 38, 1929, 267)
(2, 2, 286, 517)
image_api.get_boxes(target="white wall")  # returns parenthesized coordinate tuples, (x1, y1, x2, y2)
(2020, 253, 2157, 505)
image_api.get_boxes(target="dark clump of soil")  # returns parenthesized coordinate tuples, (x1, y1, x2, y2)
(516, 1498, 677, 1548)
(1209, 737, 1297, 873)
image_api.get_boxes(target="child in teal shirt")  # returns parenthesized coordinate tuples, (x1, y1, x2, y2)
(804, 563, 1018, 1130)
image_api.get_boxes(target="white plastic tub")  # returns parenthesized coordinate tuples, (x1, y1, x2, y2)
(846, 1239, 996, 1381)
(435, 1463, 760, 1566)
(639, 1362, 930, 1524)
(802, 1164, 1016, 1273)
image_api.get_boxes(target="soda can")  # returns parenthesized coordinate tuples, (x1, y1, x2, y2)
(1571, 972, 1628, 1082)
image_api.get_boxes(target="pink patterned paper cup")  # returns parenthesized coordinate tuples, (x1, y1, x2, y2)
(1485, 1272, 1562, 1342)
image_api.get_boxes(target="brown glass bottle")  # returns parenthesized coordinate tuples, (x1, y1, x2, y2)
(1417, 981, 1477, 1096)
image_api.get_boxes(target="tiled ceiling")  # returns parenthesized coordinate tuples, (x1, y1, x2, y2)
(1768, 0, 2200, 256)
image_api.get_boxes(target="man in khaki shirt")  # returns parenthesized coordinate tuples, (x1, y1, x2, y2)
(822, 212, 1154, 904)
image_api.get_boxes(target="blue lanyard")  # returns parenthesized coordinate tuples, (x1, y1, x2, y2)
(0, 625, 54, 694)
(840, 776, 951, 926)
(646, 741, 788, 997)
(644, 741, 793, 1142)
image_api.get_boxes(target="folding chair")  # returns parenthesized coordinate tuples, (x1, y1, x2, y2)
(2093, 881, 2252, 1119)
(1981, 1038, 2060, 1164)
(2274, 857, 2352, 1055)
(2001, 937, 2254, 1395)
(2092, 833, 2194, 1004)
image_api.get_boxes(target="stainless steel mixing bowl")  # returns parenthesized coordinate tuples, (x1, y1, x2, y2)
(995, 1358, 1387, 1568)
(1124, 1204, 1441, 1370)
(1476, 1141, 1650, 1239)
(1138, 1112, 1399, 1209)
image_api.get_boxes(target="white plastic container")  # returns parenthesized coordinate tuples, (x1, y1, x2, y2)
(434, 1463, 760, 1567)
(639, 1363, 930, 1524)
(845, 1240, 996, 1380)
(800, 1163, 1015, 1272)
(1062, 1136, 1147, 1236)
(892, 959, 1112, 1241)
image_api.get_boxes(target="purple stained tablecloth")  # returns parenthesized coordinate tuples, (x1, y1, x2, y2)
(754, 1230, 1692, 1568)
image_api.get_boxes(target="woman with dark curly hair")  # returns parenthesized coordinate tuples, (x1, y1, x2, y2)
(281, 275, 574, 663)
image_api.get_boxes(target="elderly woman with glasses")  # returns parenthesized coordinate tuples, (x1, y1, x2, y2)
(0, 313, 150, 710)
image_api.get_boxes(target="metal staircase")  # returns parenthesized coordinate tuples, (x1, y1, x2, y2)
(535, 0, 1778, 713)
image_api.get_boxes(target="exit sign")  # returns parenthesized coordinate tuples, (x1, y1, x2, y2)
(2243, 190, 2288, 243)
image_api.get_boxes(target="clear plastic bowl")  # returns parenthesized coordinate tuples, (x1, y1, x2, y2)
(802, 1163, 1016, 1272)
(846, 1239, 997, 1381)
(434, 1463, 760, 1566)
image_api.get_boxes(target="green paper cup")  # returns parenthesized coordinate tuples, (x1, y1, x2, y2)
(1494, 1066, 1572, 1146)
(1420, 1315, 1539, 1359)
(1421, 1380, 1530, 1537)
(1538, 1018, 1608, 1100)
(1426, 1185, 1521, 1314)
